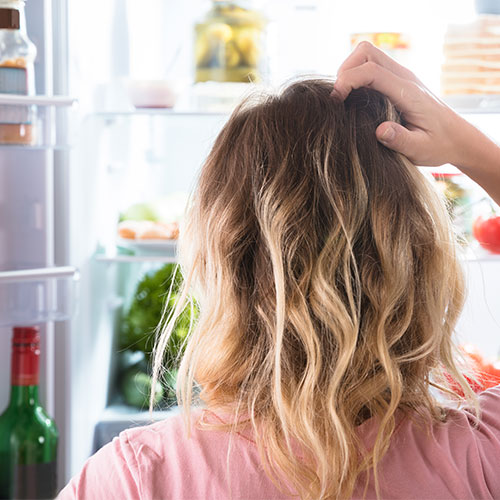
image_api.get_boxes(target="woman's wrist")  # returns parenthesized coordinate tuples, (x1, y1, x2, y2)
(450, 116, 500, 205)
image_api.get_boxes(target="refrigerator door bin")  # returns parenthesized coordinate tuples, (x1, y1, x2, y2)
(0, 94, 76, 149)
(0, 266, 79, 327)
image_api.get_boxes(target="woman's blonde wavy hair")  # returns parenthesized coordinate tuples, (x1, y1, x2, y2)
(152, 78, 477, 499)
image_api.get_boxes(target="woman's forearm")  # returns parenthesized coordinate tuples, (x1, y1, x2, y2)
(333, 42, 500, 206)
(451, 116, 500, 206)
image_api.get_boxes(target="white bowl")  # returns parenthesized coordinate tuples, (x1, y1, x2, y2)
(127, 80, 178, 108)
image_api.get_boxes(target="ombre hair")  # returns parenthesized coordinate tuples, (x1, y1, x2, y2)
(152, 79, 477, 499)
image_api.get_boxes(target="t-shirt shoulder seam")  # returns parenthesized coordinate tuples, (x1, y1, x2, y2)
(121, 429, 145, 498)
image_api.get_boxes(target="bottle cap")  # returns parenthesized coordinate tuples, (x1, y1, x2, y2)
(13, 326, 40, 345)
(11, 326, 40, 385)
(0, 8, 20, 30)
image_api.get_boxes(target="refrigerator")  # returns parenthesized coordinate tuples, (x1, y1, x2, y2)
(1, 0, 499, 493)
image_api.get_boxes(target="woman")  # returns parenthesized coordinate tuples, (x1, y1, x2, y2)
(59, 43, 500, 499)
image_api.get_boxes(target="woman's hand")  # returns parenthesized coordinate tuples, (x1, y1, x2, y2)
(333, 41, 500, 205)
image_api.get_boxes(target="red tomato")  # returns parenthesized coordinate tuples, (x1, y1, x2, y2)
(473, 215, 500, 254)
(481, 362, 500, 388)
(444, 345, 500, 396)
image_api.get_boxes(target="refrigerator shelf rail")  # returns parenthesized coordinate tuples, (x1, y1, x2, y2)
(462, 246, 500, 262)
(92, 109, 228, 118)
(0, 266, 79, 327)
(95, 255, 177, 264)
(0, 95, 77, 107)
(0, 94, 77, 149)
(0, 266, 78, 283)
(92, 246, 500, 264)
(88, 95, 500, 118)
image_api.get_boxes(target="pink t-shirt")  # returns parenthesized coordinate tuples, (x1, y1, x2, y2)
(58, 386, 500, 499)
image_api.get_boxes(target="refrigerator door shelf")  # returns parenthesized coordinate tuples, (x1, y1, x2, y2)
(0, 94, 77, 150)
(0, 266, 79, 327)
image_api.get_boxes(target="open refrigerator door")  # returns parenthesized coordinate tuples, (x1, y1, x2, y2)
(0, 0, 78, 494)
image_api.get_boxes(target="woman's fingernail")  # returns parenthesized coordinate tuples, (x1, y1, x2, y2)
(380, 126, 396, 142)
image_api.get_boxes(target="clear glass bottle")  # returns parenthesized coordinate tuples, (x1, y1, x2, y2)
(0, 0, 37, 145)
(194, 0, 267, 83)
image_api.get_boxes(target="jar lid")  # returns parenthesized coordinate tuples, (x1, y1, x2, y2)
(475, 0, 500, 15)
(0, 8, 19, 29)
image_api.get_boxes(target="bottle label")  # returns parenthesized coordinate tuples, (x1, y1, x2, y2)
(0, 66, 28, 95)
(13, 462, 57, 499)
(0, 66, 31, 126)
(11, 341, 40, 386)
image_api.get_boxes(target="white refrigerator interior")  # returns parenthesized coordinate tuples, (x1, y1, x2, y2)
(66, 106, 500, 483)
(454, 113, 500, 357)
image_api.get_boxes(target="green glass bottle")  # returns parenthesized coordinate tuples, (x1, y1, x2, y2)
(0, 326, 58, 499)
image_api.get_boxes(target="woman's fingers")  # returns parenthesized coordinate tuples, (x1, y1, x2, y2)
(333, 61, 422, 115)
(337, 41, 419, 84)
(332, 41, 465, 167)
(376, 121, 426, 163)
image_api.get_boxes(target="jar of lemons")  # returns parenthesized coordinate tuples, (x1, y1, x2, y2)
(194, 1, 267, 83)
